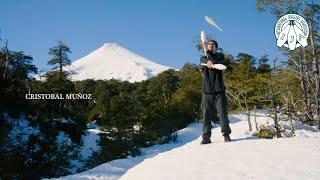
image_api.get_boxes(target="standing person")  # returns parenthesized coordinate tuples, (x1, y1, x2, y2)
(200, 39, 232, 144)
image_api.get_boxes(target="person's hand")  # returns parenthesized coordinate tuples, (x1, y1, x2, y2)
(207, 60, 213, 69)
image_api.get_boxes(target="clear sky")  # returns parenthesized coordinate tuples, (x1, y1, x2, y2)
(0, 0, 284, 71)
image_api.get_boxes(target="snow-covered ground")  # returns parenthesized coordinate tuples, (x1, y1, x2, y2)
(68, 121, 102, 173)
(76, 120, 101, 161)
(56, 112, 320, 180)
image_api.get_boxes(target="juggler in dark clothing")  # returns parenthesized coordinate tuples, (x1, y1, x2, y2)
(199, 40, 231, 144)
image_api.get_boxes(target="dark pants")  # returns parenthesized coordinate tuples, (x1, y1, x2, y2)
(201, 92, 231, 139)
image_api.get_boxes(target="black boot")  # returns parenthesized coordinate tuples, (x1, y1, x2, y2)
(224, 134, 231, 142)
(200, 138, 211, 145)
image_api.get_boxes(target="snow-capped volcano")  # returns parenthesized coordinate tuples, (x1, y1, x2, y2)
(64, 43, 173, 82)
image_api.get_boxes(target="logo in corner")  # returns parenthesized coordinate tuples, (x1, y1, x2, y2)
(274, 14, 309, 50)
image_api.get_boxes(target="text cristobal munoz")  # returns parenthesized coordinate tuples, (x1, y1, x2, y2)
(25, 93, 92, 100)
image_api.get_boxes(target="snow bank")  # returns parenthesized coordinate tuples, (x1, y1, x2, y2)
(57, 111, 320, 180)
(56, 123, 202, 180)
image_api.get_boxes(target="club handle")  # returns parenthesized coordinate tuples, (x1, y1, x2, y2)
(200, 63, 227, 70)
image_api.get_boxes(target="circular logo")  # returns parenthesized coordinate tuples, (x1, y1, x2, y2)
(274, 14, 309, 50)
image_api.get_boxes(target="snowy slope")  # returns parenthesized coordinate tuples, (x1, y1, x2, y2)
(54, 123, 202, 180)
(55, 112, 320, 180)
(63, 43, 173, 82)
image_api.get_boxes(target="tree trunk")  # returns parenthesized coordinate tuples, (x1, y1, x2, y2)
(247, 110, 252, 131)
(274, 105, 281, 138)
(301, 48, 314, 123)
(297, 51, 312, 123)
(254, 106, 258, 131)
(288, 110, 295, 136)
(3, 41, 9, 80)
(309, 22, 320, 131)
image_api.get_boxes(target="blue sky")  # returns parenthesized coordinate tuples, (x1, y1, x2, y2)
(1, 0, 284, 71)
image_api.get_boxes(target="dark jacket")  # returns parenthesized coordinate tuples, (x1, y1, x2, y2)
(200, 51, 226, 94)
